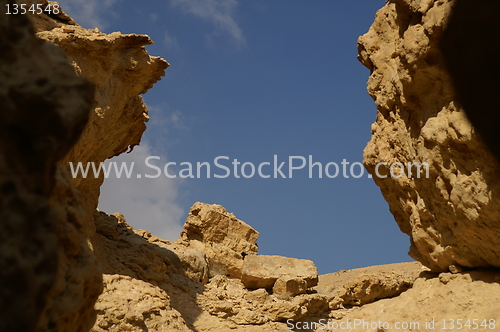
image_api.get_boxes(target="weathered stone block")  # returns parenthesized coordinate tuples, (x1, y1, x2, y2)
(241, 255, 318, 290)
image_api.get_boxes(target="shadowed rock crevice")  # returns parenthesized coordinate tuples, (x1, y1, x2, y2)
(440, 0, 500, 162)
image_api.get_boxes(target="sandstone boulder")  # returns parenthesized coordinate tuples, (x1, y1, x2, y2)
(241, 255, 318, 290)
(358, 0, 500, 271)
(176, 202, 259, 278)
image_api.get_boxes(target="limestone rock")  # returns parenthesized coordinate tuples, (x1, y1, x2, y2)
(91, 275, 190, 332)
(0, 3, 101, 331)
(92, 211, 180, 286)
(241, 255, 318, 290)
(329, 272, 414, 309)
(440, 0, 500, 161)
(272, 277, 308, 298)
(202, 274, 328, 325)
(177, 202, 259, 278)
(229, 309, 269, 325)
(37, 19, 169, 219)
(326, 271, 500, 332)
(262, 294, 328, 322)
(0, 2, 168, 330)
(358, 0, 500, 271)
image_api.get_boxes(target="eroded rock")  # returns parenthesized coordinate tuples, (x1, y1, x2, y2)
(273, 277, 308, 299)
(358, 0, 500, 271)
(37, 25, 169, 219)
(177, 202, 259, 278)
(92, 275, 190, 332)
(329, 270, 500, 332)
(241, 255, 318, 290)
(329, 272, 414, 309)
(0, 2, 169, 330)
(0, 2, 100, 331)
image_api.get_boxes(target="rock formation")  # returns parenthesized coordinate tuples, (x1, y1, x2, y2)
(176, 202, 259, 280)
(318, 270, 500, 332)
(241, 255, 318, 290)
(0, 2, 98, 331)
(4, 0, 500, 331)
(91, 203, 330, 331)
(440, 0, 500, 162)
(0, 0, 167, 330)
(358, 0, 500, 272)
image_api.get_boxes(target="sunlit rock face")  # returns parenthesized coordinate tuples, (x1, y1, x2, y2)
(358, 0, 500, 272)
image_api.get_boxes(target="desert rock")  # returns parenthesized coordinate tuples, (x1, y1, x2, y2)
(37, 25, 169, 220)
(0, 2, 100, 330)
(91, 275, 191, 332)
(241, 255, 318, 290)
(6, 0, 500, 331)
(272, 277, 308, 298)
(329, 272, 414, 309)
(440, 0, 500, 161)
(91, 210, 331, 331)
(177, 202, 259, 278)
(358, 0, 500, 271)
(0, 1, 168, 330)
(324, 270, 500, 332)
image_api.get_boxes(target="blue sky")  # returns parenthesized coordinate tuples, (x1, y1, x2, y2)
(58, 0, 413, 274)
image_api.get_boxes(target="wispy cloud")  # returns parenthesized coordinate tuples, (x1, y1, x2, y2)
(145, 104, 190, 148)
(166, 109, 186, 129)
(57, 0, 119, 30)
(98, 143, 185, 241)
(164, 31, 181, 51)
(170, 0, 247, 49)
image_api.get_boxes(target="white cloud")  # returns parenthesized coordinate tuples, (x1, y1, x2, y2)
(98, 143, 185, 241)
(167, 110, 186, 129)
(57, 0, 119, 30)
(164, 31, 181, 51)
(145, 105, 189, 148)
(170, 0, 247, 49)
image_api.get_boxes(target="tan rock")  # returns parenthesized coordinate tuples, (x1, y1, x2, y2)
(17, 3, 167, 330)
(358, 0, 500, 271)
(244, 288, 270, 303)
(177, 202, 259, 278)
(230, 309, 269, 325)
(91, 275, 190, 332)
(262, 294, 328, 322)
(330, 272, 414, 309)
(37, 16, 169, 220)
(1, 3, 168, 330)
(272, 277, 308, 298)
(0, 4, 101, 331)
(92, 211, 180, 285)
(323, 271, 500, 332)
(177, 248, 209, 283)
(241, 255, 318, 290)
(315, 261, 424, 295)
(440, 0, 500, 161)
